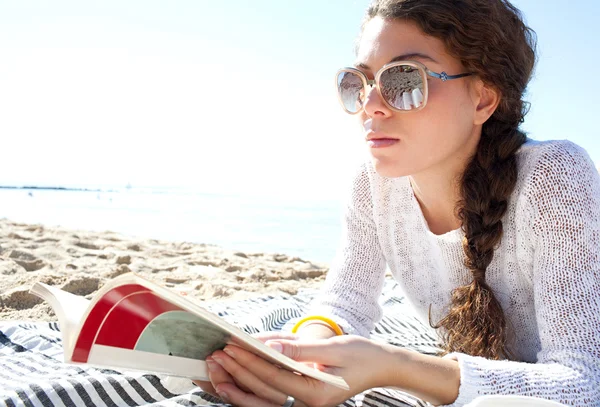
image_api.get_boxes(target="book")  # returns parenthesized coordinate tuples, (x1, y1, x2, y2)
(30, 272, 349, 390)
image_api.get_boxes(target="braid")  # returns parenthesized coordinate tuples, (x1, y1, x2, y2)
(431, 120, 526, 359)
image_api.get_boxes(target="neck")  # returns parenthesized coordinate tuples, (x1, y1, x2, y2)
(410, 134, 480, 235)
(410, 172, 461, 235)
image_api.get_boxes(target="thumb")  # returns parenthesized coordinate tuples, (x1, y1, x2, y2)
(252, 332, 298, 343)
(266, 339, 341, 366)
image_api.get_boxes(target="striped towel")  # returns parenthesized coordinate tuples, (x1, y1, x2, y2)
(0, 278, 442, 407)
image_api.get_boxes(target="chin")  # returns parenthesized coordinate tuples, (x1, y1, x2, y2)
(371, 157, 413, 178)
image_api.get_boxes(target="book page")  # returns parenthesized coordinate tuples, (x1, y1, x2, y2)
(30, 283, 91, 358)
(88, 345, 209, 380)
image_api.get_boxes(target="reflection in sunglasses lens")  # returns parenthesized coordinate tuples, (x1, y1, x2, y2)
(338, 71, 364, 113)
(380, 65, 424, 110)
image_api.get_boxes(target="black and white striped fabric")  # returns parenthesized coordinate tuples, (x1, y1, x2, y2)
(0, 279, 443, 407)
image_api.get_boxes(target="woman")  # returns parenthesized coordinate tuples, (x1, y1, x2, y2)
(197, 0, 600, 405)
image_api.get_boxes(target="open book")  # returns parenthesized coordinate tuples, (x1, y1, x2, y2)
(30, 273, 348, 390)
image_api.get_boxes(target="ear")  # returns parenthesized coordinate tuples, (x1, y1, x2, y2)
(472, 80, 501, 126)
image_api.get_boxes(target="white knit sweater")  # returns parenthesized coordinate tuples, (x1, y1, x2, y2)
(311, 139, 600, 406)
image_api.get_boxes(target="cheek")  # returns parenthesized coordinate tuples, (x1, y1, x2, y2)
(381, 88, 477, 174)
(427, 84, 476, 135)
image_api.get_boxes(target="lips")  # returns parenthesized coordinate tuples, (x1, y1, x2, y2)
(365, 130, 399, 148)
(363, 119, 399, 148)
(366, 133, 397, 141)
(367, 138, 399, 148)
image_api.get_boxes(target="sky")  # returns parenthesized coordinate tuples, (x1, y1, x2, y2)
(1, 0, 599, 198)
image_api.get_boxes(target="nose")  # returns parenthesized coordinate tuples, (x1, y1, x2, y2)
(362, 84, 393, 118)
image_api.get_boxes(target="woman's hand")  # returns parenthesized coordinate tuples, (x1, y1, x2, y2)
(193, 332, 301, 398)
(194, 324, 338, 398)
(204, 335, 393, 407)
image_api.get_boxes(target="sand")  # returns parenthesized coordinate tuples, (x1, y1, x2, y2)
(0, 218, 329, 321)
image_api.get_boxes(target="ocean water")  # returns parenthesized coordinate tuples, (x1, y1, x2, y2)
(0, 188, 344, 263)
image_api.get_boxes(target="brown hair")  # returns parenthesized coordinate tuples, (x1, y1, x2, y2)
(363, 0, 536, 359)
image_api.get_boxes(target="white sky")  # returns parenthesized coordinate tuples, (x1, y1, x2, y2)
(1, 0, 598, 198)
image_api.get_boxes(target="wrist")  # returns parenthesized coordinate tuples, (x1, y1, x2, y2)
(297, 320, 338, 334)
(295, 322, 338, 340)
(292, 315, 344, 336)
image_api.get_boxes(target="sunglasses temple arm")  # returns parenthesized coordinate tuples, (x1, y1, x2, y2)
(427, 71, 473, 81)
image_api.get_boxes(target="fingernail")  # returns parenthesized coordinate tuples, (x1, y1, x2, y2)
(217, 390, 230, 403)
(212, 355, 224, 366)
(206, 359, 217, 372)
(223, 347, 235, 358)
(267, 341, 283, 353)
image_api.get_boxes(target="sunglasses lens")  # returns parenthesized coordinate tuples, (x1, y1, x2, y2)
(337, 71, 364, 114)
(379, 65, 425, 111)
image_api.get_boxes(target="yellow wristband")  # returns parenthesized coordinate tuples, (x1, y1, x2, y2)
(291, 315, 344, 336)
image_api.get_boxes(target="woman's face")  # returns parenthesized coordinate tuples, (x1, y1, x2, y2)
(355, 17, 484, 178)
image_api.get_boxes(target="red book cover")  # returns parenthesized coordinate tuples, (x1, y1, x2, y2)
(72, 284, 231, 363)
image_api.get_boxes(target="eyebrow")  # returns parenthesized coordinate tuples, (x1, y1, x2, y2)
(355, 53, 438, 70)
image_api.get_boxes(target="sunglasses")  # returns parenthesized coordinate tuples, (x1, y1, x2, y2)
(335, 60, 473, 114)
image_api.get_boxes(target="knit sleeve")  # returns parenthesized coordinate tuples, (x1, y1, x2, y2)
(442, 141, 600, 407)
(308, 163, 387, 337)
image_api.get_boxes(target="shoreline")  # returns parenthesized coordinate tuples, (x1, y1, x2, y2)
(0, 188, 342, 264)
(0, 218, 329, 321)
(0, 186, 106, 192)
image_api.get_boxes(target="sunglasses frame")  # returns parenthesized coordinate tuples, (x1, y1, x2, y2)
(335, 60, 472, 115)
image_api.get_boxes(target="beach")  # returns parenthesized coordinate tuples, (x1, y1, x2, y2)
(0, 218, 329, 322)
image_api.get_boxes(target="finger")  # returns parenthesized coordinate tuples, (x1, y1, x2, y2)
(266, 339, 343, 366)
(192, 379, 215, 396)
(204, 358, 257, 404)
(215, 383, 286, 407)
(233, 376, 253, 394)
(193, 357, 235, 397)
(206, 357, 254, 393)
(252, 332, 299, 343)
(208, 356, 236, 386)
(221, 345, 325, 400)
(212, 350, 289, 404)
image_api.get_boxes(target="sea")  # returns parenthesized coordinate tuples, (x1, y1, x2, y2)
(0, 187, 344, 263)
